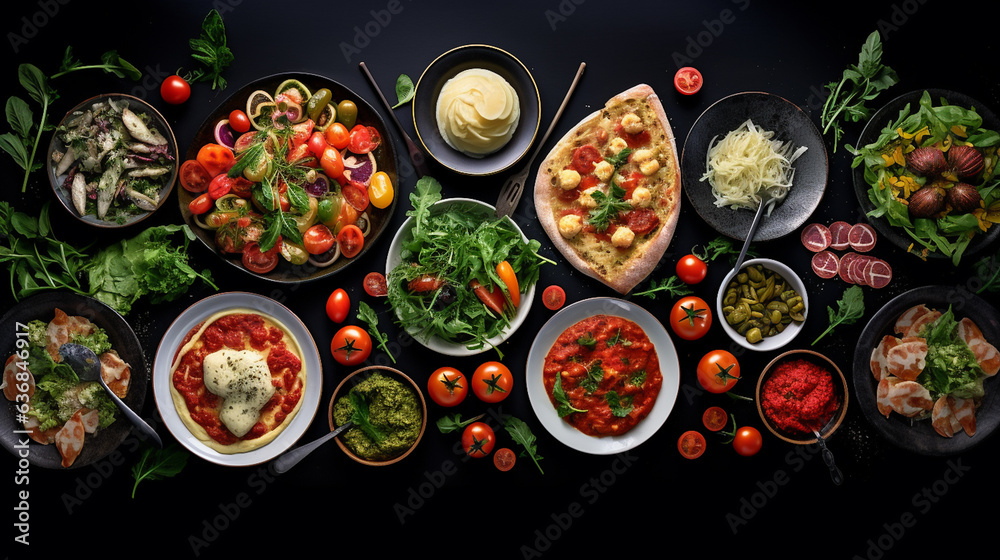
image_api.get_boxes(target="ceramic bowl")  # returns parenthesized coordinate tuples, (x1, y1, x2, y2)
(716, 258, 808, 352)
(327, 366, 427, 466)
(755, 349, 849, 445)
(47, 93, 177, 228)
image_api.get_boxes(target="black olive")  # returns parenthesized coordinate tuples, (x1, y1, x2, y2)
(433, 284, 456, 310)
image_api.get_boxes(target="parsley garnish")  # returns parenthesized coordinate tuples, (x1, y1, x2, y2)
(606, 391, 634, 417)
(553, 374, 587, 418)
(606, 329, 632, 347)
(587, 182, 630, 232)
(629, 369, 647, 388)
(577, 333, 597, 350)
(580, 360, 605, 393)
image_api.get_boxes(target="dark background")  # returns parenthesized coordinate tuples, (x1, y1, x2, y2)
(3, 0, 998, 558)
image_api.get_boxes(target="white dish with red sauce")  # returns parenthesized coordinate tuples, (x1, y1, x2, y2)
(525, 297, 680, 455)
(152, 292, 323, 466)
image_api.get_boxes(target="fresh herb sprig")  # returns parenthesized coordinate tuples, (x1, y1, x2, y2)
(812, 285, 865, 345)
(820, 30, 898, 153)
(975, 250, 1000, 294)
(392, 74, 415, 108)
(0, 47, 140, 193)
(357, 302, 396, 363)
(131, 443, 189, 499)
(631, 275, 693, 300)
(183, 9, 233, 90)
(553, 374, 587, 417)
(587, 182, 631, 232)
(435, 413, 485, 434)
(503, 416, 544, 474)
(692, 236, 757, 263)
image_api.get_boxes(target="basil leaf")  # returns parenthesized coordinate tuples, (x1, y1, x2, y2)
(392, 74, 415, 109)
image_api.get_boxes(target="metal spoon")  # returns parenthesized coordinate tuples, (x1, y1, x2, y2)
(272, 421, 353, 474)
(732, 190, 776, 273)
(58, 343, 162, 447)
(812, 428, 844, 486)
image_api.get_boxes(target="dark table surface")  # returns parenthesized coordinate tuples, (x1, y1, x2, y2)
(3, 1, 999, 558)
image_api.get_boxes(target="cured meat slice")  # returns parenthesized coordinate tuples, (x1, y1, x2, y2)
(838, 252, 859, 284)
(828, 221, 852, 250)
(800, 223, 832, 252)
(876, 377, 933, 418)
(99, 350, 131, 399)
(810, 250, 840, 279)
(902, 309, 940, 338)
(848, 223, 877, 252)
(848, 254, 871, 286)
(870, 335, 900, 380)
(55, 409, 86, 468)
(932, 395, 976, 437)
(956, 317, 999, 376)
(3, 354, 34, 401)
(865, 259, 893, 289)
(885, 337, 928, 380)
(894, 304, 931, 336)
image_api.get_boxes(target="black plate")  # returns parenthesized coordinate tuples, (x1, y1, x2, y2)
(852, 285, 1000, 455)
(851, 89, 1000, 262)
(681, 91, 829, 241)
(178, 72, 398, 284)
(412, 44, 540, 176)
(0, 292, 148, 469)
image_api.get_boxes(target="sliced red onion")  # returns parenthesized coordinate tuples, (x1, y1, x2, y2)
(308, 242, 341, 267)
(214, 119, 236, 150)
(303, 174, 330, 197)
(342, 151, 376, 185)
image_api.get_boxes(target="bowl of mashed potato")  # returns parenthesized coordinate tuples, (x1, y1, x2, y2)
(413, 44, 540, 176)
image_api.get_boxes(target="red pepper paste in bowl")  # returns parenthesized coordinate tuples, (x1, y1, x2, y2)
(760, 358, 839, 434)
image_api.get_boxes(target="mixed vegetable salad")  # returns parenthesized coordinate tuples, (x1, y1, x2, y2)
(851, 90, 1000, 264)
(180, 78, 394, 275)
(386, 176, 551, 355)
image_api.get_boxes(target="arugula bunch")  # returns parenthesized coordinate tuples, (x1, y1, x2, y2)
(811, 285, 865, 345)
(820, 31, 898, 153)
(386, 176, 552, 355)
(919, 307, 986, 398)
(0, 47, 140, 193)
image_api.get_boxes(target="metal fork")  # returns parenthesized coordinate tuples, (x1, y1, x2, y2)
(495, 62, 586, 217)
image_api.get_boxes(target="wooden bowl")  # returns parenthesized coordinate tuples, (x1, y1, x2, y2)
(755, 349, 849, 445)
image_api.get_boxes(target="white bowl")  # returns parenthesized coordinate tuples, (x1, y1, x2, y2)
(716, 258, 808, 352)
(384, 197, 536, 356)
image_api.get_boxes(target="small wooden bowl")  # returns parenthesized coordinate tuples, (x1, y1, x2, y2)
(327, 365, 427, 466)
(755, 349, 849, 445)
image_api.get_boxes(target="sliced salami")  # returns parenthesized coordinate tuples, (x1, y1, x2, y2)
(838, 252, 859, 284)
(849, 254, 872, 286)
(866, 259, 893, 289)
(811, 250, 840, 279)
(848, 222, 877, 252)
(800, 223, 832, 252)
(829, 221, 852, 250)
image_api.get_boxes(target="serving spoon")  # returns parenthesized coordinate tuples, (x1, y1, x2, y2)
(812, 428, 844, 486)
(272, 421, 354, 474)
(58, 343, 162, 447)
(732, 190, 776, 273)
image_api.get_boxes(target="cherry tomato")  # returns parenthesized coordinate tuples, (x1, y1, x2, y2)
(732, 426, 763, 457)
(188, 193, 213, 215)
(228, 110, 251, 133)
(307, 131, 328, 157)
(368, 171, 394, 209)
(678, 430, 706, 459)
(676, 254, 708, 284)
(342, 180, 369, 212)
(324, 122, 350, 150)
(674, 67, 703, 95)
(427, 367, 468, 407)
(160, 75, 191, 105)
(472, 361, 512, 403)
(542, 285, 566, 310)
(493, 447, 516, 471)
(179, 160, 213, 193)
(303, 224, 335, 255)
(325, 288, 350, 323)
(196, 143, 236, 176)
(363, 272, 388, 297)
(670, 296, 712, 340)
(320, 147, 345, 179)
(208, 174, 233, 200)
(696, 350, 741, 393)
(241, 241, 279, 274)
(496, 260, 520, 308)
(461, 422, 495, 458)
(337, 224, 365, 258)
(330, 325, 371, 366)
(348, 124, 381, 154)
(702, 406, 728, 432)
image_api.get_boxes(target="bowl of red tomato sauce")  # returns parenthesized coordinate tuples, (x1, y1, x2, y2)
(755, 349, 849, 445)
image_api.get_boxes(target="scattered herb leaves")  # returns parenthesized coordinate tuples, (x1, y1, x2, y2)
(812, 285, 865, 345)
(503, 415, 544, 474)
(631, 275, 693, 300)
(357, 301, 396, 363)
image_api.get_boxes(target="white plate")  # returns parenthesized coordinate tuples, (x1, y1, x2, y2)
(716, 258, 808, 352)
(384, 197, 536, 356)
(152, 292, 323, 466)
(525, 297, 680, 455)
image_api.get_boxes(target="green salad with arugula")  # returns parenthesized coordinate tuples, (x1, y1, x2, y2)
(849, 90, 1000, 265)
(917, 307, 987, 400)
(386, 176, 551, 356)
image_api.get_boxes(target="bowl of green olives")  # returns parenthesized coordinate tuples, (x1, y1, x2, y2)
(716, 258, 808, 351)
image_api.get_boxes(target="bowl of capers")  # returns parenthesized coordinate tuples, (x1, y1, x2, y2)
(716, 258, 808, 351)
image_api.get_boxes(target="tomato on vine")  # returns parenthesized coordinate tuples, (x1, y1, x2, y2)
(719, 415, 762, 456)
(670, 296, 712, 340)
(676, 254, 708, 284)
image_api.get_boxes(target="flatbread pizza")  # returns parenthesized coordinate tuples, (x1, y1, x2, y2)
(534, 84, 681, 294)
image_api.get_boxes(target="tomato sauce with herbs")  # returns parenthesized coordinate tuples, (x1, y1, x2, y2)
(543, 315, 662, 437)
(760, 358, 839, 434)
(171, 312, 304, 446)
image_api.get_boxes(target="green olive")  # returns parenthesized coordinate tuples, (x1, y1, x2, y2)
(337, 99, 358, 129)
(722, 263, 807, 344)
(746, 328, 763, 344)
(307, 88, 333, 121)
